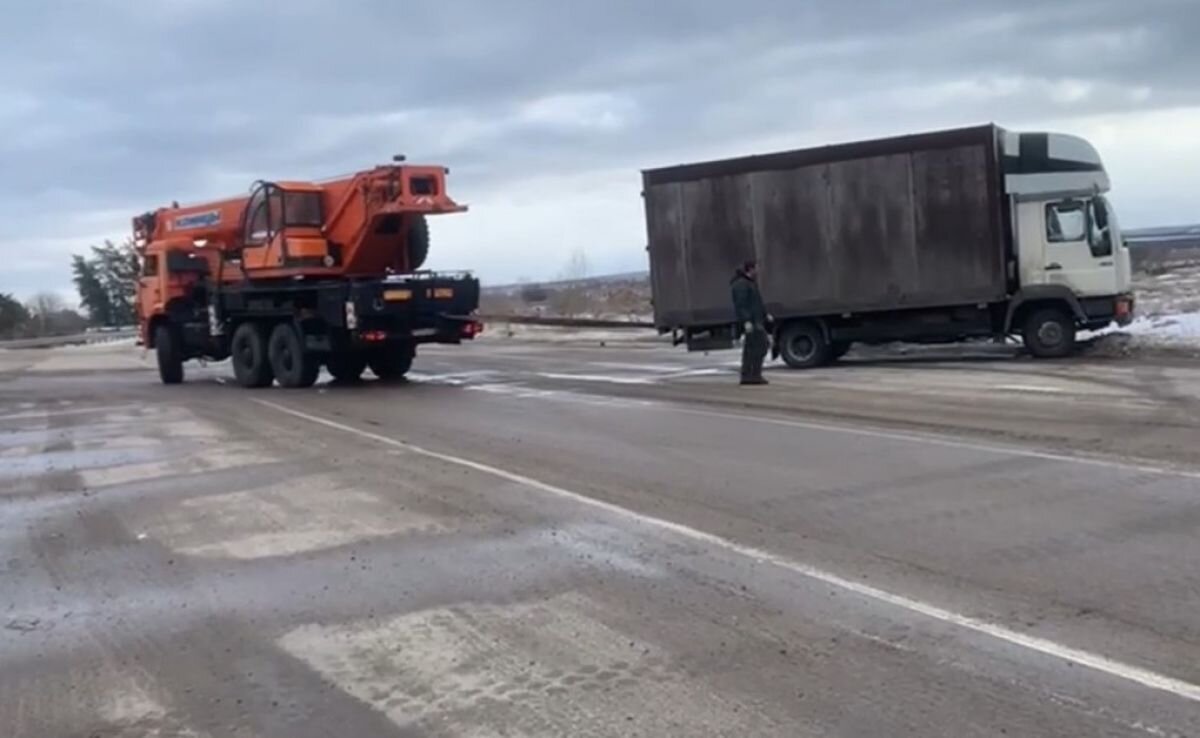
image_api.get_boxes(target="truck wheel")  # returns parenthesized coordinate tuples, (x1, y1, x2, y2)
(154, 324, 184, 385)
(231, 322, 274, 388)
(779, 322, 831, 369)
(326, 352, 368, 383)
(1023, 308, 1076, 359)
(369, 343, 415, 381)
(268, 323, 319, 389)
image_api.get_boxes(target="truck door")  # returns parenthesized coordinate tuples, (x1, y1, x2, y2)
(139, 253, 163, 317)
(240, 183, 283, 270)
(1037, 197, 1120, 297)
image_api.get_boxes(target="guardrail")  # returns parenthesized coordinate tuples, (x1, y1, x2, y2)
(0, 316, 649, 350)
(476, 314, 655, 330)
(0, 329, 137, 349)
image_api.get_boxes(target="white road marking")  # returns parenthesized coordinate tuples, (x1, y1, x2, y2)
(466, 383, 655, 409)
(538, 368, 730, 385)
(665, 405, 1200, 481)
(423, 364, 1200, 480)
(536, 372, 654, 385)
(278, 591, 764, 735)
(408, 370, 498, 386)
(0, 404, 142, 422)
(587, 361, 690, 372)
(658, 368, 730, 380)
(154, 482, 442, 560)
(995, 384, 1067, 394)
(254, 398, 1200, 705)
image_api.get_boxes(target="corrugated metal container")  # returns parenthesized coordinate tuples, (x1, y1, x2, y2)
(642, 125, 1009, 329)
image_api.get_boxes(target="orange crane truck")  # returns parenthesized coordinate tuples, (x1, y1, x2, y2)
(132, 159, 481, 388)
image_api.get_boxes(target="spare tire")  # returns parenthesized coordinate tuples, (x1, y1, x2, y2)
(407, 215, 429, 271)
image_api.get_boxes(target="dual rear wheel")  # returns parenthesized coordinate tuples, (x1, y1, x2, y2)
(230, 321, 414, 388)
(326, 345, 414, 383)
(230, 322, 276, 388)
(231, 322, 318, 389)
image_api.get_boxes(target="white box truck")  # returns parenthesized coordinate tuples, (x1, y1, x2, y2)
(642, 125, 1134, 367)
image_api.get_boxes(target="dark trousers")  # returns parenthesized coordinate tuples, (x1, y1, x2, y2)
(740, 327, 768, 380)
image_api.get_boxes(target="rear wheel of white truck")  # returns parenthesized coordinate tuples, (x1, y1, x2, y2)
(779, 321, 832, 369)
(1022, 307, 1076, 359)
(154, 324, 184, 385)
(268, 323, 319, 389)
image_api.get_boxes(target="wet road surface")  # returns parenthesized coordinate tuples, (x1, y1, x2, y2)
(3, 337, 1200, 736)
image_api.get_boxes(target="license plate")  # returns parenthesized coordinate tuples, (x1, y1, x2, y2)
(384, 289, 412, 301)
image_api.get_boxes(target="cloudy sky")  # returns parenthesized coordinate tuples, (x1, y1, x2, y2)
(2, 0, 1197, 302)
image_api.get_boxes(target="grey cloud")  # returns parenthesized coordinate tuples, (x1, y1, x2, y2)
(1, 0, 1198, 296)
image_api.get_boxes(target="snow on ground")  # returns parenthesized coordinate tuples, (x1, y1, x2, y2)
(1083, 262, 1200, 356)
(1131, 263, 1200, 318)
(1119, 312, 1200, 341)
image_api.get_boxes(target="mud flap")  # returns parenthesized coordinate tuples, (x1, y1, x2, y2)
(685, 329, 734, 352)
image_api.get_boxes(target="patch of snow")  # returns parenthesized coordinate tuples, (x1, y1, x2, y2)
(1086, 311, 1200, 358)
(1121, 311, 1200, 341)
(536, 371, 654, 385)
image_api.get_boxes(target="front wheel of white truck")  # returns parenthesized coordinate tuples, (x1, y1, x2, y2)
(1022, 307, 1076, 359)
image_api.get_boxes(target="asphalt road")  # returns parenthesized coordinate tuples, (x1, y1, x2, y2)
(3, 336, 1200, 736)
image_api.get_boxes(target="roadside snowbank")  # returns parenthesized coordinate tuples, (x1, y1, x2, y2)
(1119, 312, 1200, 341)
(1083, 312, 1200, 359)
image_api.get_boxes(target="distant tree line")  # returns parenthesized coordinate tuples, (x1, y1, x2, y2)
(0, 238, 141, 341)
(0, 291, 89, 340)
(478, 249, 649, 321)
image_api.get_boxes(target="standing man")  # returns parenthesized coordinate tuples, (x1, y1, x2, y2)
(731, 259, 769, 386)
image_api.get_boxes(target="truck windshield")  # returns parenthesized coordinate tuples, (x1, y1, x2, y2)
(284, 192, 323, 227)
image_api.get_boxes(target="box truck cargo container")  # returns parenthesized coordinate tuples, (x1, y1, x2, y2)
(642, 125, 1134, 367)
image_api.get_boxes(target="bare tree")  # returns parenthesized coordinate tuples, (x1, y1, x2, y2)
(29, 292, 65, 314)
(25, 292, 65, 336)
(547, 249, 592, 317)
(561, 249, 590, 282)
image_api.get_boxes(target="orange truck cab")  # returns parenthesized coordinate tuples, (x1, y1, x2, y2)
(134, 161, 481, 388)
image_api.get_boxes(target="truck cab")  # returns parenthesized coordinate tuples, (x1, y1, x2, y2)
(1004, 131, 1135, 334)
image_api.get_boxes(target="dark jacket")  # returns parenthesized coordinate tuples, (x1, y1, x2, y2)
(730, 270, 767, 328)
